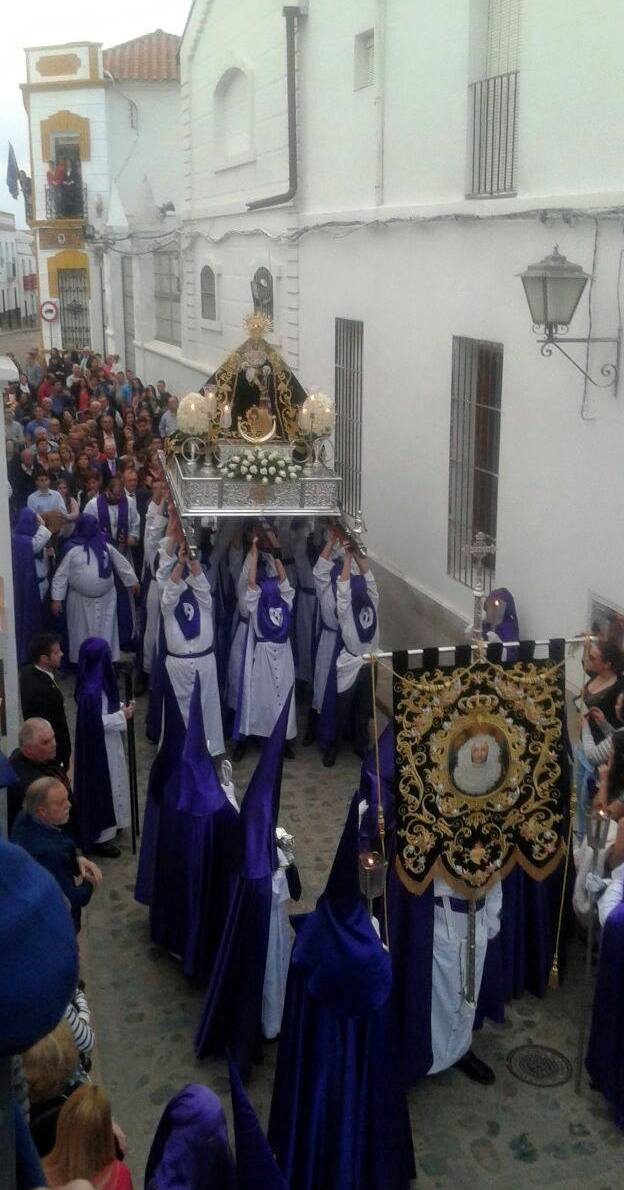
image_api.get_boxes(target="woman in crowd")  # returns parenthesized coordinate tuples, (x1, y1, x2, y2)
(57, 478, 80, 539)
(576, 640, 624, 839)
(73, 453, 93, 506)
(58, 441, 75, 475)
(43, 1084, 132, 1189)
(22, 1020, 82, 1157)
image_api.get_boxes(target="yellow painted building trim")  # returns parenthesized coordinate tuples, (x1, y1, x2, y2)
(40, 110, 91, 162)
(46, 248, 90, 298)
(31, 218, 85, 229)
(22, 80, 105, 97)
(35, 53, 81, 77)
(88, 45, 100, 81)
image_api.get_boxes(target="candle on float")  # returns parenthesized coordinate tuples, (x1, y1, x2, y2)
(204, 386, 217, 416)
(299, 404, 311, 432)
(220, 402, 232, 430)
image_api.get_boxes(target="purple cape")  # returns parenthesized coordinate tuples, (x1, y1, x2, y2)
(586, 889, 624, 1126)
(12, 508, 44, 665)
(268, 796, 414, 1190)
(482, 586, 519, 660)
(96, 490, 129, 546)
(135, 671, 187, 906)
(195, 691, 292, 1079)
(144, 1084, 237, 1190)
(149, 674, 240, 979)
(72, 636, 119, 850)
(228, 1057, 289, 1189)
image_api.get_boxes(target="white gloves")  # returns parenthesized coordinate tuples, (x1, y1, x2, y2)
(585, 872, 608, 897)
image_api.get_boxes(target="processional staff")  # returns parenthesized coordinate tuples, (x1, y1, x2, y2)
(464, 532, 497, 1005)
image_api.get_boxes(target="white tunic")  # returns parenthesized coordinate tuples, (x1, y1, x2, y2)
(32, 523, 52, 600)
(335, 570, 380, 694)
(83, 495, 141, 543)
(429, 878, 502, 1074)
(141, 506, 167, 673)
(158, 564, 224, 756)
(238, 577, 297, 741)
(262, 858, 293, 1039)
(598, 859, 624, 926)
(293, 526, 317, 686)
(312, 555, 341, 713)
(96, 695, 131, 843)
(51, 544, 138, 662)
(226, 550, 275, 714)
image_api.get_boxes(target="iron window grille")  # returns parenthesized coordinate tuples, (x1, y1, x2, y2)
(467, 70, 518, 197)
(447, 336, 502, 588)
(200, 266, 217, 321)
(154, 251, 181, 347)
(334, 318, 364, 519)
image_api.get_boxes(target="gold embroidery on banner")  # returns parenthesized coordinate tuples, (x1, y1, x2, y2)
(394, 657, 565, 896)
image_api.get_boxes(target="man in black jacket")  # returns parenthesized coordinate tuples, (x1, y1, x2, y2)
(7, 718, 70, 833)
(11, 776, 101, 931)
(19, 634, 71, 772)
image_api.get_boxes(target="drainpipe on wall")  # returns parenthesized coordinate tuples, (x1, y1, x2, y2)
(247, 5, 306, 211)
(374, 0, 387, 208)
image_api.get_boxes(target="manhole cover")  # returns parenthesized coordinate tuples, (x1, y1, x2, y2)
(506, 1044, 572, 1087)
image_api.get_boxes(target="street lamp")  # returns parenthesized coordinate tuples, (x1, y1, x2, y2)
(519, 245, 620, 388)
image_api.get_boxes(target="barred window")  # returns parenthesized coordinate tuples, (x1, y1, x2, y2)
(334, 318, 363, 518)
(154, 251, 181, 347)
(447, 336, 502, 588)
(200, 265, 217, 321)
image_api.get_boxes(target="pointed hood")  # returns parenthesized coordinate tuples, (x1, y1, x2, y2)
(149, 670, 187, 805)
(239, 689, 292, 880)
(228, 1057, 289, 1190)
(323, 792, 362, 911)
(358, 725, 396, 851)
(177, 674, 228, 816)
(291, 793, 393, 1018)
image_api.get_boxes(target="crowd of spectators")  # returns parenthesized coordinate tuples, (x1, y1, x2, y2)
(4, 347, 177, 527)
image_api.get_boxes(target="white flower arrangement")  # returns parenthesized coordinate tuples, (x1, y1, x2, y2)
(219, 448, 302, 485)
(176, 392, 213, 436)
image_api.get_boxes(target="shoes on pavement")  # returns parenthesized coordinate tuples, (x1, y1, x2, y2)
(283, 743, 295, 760)
(454, 1050, 495, 1085)
(231, 741, 247, 763)
(322, 747, 338, 768)
(90, 841, 121, 859)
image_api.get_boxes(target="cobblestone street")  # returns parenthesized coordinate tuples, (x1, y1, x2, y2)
(76, 566, 623, 1189)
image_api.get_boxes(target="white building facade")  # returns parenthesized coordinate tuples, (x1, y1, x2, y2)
(21, 32, 182, 363)
(166, 0, 624, 644)
(0, 213, 37, 331)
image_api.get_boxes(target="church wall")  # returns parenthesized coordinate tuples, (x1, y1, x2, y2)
(297, 214, 624, 643)
(105, 81, 182, 218)
(183, 0, 291, 216)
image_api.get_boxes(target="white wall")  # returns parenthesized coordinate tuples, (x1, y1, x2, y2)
(298, 213, 624, 640)
(106, 80, 182, 217)
(181, 0, 291, 215)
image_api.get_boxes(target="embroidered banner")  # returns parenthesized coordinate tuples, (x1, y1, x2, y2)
(393, 641, 569, 897)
